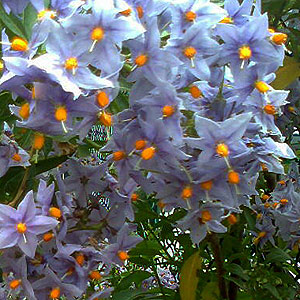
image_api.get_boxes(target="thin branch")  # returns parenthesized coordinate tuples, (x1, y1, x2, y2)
(207, 233, 228, 299)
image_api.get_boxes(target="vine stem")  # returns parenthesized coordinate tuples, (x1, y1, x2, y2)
(8, 166, 31, 207)
(207, 233, 228, 299)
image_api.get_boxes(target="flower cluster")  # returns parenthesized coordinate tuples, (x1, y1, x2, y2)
(0, 0, 299, 298)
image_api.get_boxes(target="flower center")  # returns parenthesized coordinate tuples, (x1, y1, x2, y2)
(183, 46, 197, 59)
(99, 112, 112, 127)
(131, 193, 138, 202)
(216, 143, 229, 157)
(201, 210, 212, 223)
(33, 133, 45, 150)
(228, 170, 240, 184)
(238, 45, 252, 60)
(181, 186, 193, 199)
(219, 17, 233, 24)
(255, 81, 270, 93)
(43, 232, 54, 242)
(17, 223, 27, 234)
(118, 250, 129, 261)
(11, 38, 28, 52)
(263, 104, 276, 115)
(113, 151, 126, 161)
(135, 54, 148, 67)
(75, 253, 85, 266)
(9, 279, 22, 290)
(49, 207, 62, 218)
(12, 153, 22, 162)
(162, 105, 175, 117)
(200, 180, 213, 191)
(96, 91, 109, 107)
(258, 231, 267, 238)
(280, 198, 288, 205)
(185, 11, 196, 22)
(55, 106, 68, 122)
(89, 270, 102, 280)
(91, 27, 104, 41)
(120, 8, 132, 16)
(189, 85, 203, 98)
(135, 140, 147, 150)
(19, 103, 30, 119)
(227, 214, 237, 225)
(64, 57, 78, 71)
(141, 147, 156, 160)
(136, 5, 144, 18)
(38, 10, 56, 20)
(50, 287, 60, 299)
(271, 33, 287, 45)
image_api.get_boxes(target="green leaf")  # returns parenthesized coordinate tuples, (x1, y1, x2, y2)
(225, 263, 249, 281)
(116, 271, 152, 291)
(263, 283, 282, 300)
(243, 207, 256, 231)
(23, 3, 37, 38)
(200, 282, 219, 300)
(179, 251, 202, 300)
(0, 3, 27, 39)
(272, 56, 300, 89)
(265, 248, 292, 263)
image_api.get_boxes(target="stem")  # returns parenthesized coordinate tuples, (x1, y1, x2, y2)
(9, 166, 31, 207)
(207, 233, 228, 299)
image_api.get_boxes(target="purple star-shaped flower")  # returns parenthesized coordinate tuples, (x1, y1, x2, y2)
(0, 191, 58, 257)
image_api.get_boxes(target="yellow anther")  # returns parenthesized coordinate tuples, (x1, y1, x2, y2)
(89, 270, 102, 280)
(219, 17, 233, 24)
(200, 180, 213, 191)
(55, 106, 68, 122)
(135, 54, 148, 67)
(271, 33, 287, 45)
(162, 105, 175, 117)
(118, 250, 129, 261)
(64, 57, 78, 72)
(263, 104, 276, 115)
(238, 45, 252, 60)
(50, 287, 60, 299)
(201, 210, 212, 223)
(113, 151, 126, 161)
(189, 85, 203, 99)
(185, 11, 196, 22)
(12, 153, 22, 162)
(11, 38, 28, 52)
(141, 147, 156, 160)
(75, 253, 85, 266)
(227, 213, 237, 225)
(120, 8, 132, 16)
(91, 27, 104, 41)
(131, 193, 138, 202)
(17, 223, 27, 234)
(137, 5, 144, 18)
(99, 112, 112, 127)
(255, 81, 270, 93)
(181, 186, 193, 199)
(43, 232, 54, 242)
(33, 133, 45, 150)
(228, 170, 240, 184)
(49, 207, 62, 219)
(9, 279, 21, 290)
(135, 139, 147, 150)
(216, 143, 229, 157)
(280, 198, 288, 205)
(96, 91, 109, 108)
(183, 46, 197, 59)
(19, 103, 30, 120)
